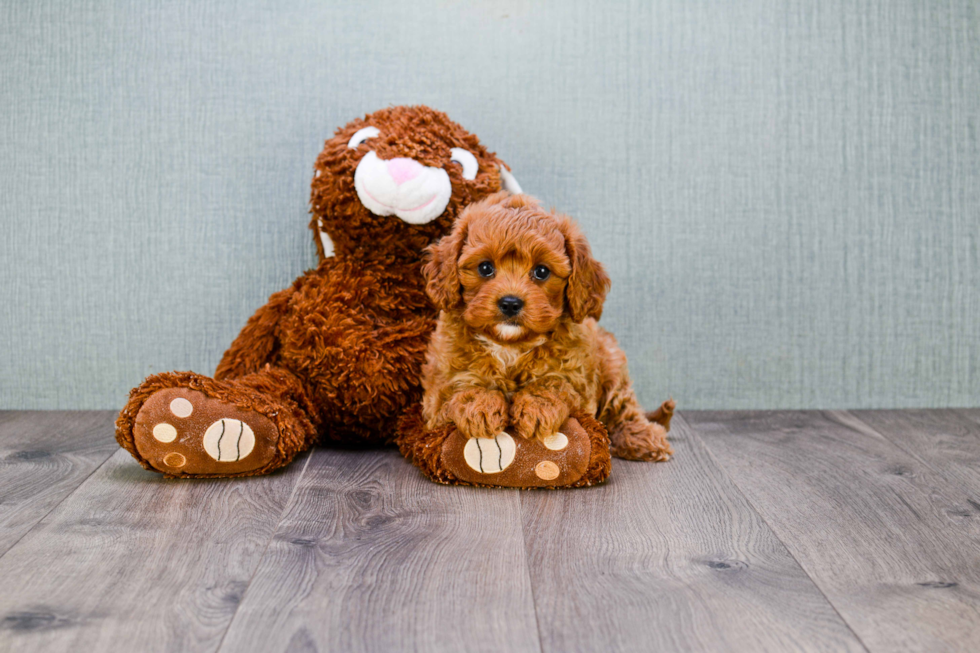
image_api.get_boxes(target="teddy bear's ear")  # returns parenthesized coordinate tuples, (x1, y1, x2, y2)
(318, 219, 335, 258)
(559, 216, 610, 323)
(423, 219, 469, 312)
(498, 163, 523, 194)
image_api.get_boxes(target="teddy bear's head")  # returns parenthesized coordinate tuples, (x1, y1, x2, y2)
(309, 106, 521, 261)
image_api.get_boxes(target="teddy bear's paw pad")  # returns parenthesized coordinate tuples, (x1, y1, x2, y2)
(541, 432, 569, 451)
(133, 388, 279, 476)
(202, 419, 255, 462)
(534, 461, 560, 480)
(442, 420, 593, 488)
(463, 433, 516, 474)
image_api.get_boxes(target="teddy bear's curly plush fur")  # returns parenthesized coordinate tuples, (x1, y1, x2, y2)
(115, 106, 522, 478)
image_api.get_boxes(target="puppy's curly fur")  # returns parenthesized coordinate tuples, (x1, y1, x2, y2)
(421, 193, 672, 462)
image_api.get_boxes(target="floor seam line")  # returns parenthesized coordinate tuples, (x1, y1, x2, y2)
(842, 409, 978, 479)
(213, 448, 315, 653)
(681, 412, 872, 653)
(953, 408, 980, 434)
(0, 446, 118, 563)
(518, 491, 547, 653)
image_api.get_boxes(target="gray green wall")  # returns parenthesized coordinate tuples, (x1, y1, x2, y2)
(2, 1, 978, 410)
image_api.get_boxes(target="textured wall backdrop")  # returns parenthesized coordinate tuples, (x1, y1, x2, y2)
(2, 0, 978, 410)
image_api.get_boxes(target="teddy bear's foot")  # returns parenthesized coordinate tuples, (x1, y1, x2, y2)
(130, 388, 282, 477)
(396, 406, 611, 489)
(444, 424, 593, 487)
(117, 370, 317, 478)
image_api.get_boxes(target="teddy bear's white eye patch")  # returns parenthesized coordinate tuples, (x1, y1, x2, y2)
(450, 148, 478, 180)
(348, 126, 380, 149)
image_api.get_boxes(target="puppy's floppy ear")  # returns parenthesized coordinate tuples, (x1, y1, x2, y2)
(423, 217, 469, 312)
(559, 216, 611, 322)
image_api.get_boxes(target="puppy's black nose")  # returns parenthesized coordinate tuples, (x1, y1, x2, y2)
(498, 295, 524, 317)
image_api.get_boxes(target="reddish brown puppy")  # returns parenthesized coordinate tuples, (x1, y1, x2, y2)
(421, 193, 673, 462)
(116, 106, 522, 478)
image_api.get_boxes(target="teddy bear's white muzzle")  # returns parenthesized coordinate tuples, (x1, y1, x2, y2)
(354, 151, 452, 225)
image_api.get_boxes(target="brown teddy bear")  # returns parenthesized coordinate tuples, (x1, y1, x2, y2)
(115, 105, 526, 478)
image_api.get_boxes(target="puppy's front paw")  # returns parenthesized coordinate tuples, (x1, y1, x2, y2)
(510, 391, 569, 441)
(445, 388, 509, 440)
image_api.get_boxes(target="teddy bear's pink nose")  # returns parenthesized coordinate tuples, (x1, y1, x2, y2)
(386, 157, 423, 186)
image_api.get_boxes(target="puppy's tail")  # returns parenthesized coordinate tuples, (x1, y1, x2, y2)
(645, 399, 676, 432)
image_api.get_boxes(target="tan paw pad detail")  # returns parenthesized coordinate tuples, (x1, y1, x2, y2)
(163, 452, 186, 468)
(169, 397, 193, 418)
(535, 461, 560, 481)
(463, 433, 516, 474)
(203, 419, 255, 462)
(542, 432, 568, 451)
(152, 423, 177, 443)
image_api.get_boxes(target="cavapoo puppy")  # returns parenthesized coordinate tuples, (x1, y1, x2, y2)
(421, 192, 672, 462)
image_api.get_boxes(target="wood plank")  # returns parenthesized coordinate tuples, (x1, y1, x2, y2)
(0, 448, 310, 652)
(0, 411, 118, 555)
(688, 410, 980, 653)
(520, 414, 864, 653)
(849, 409, 980, 497)
(218, 448, 541, 653)
(955, 408, 980, 430)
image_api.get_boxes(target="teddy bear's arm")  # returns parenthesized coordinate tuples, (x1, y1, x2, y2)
(215, 286, 294, 380)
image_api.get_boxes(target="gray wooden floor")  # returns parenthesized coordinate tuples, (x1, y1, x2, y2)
(2, 410, 980, 652)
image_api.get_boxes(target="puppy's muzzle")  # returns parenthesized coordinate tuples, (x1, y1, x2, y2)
(498, 295, 524, 318)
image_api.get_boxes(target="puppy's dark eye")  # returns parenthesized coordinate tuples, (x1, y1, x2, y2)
(532, 265, 551, 281)
(478, 261, 495, 278)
